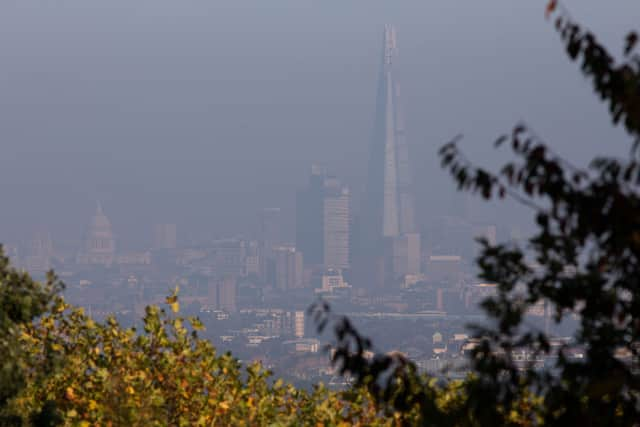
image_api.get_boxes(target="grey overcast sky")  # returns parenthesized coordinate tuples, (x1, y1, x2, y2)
(0, 0, 637, 249)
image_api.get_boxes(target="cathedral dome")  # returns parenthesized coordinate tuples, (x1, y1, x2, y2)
(82, 202, 116, 258)
(90, 203, 112, 231)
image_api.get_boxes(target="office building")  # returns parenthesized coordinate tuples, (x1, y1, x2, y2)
(208, 276, 237, 313)
(260, 208, 282, 253)
(391, 232, 421, 278)
(296, 166, 350, 271)
(211, 238, 247, 278)
(274, 245, 303, 290)
(354, 25, 418, 290)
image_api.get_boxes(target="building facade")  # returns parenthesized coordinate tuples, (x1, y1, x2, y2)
(274, 245, 303, 290)
(354, 25, 419, 291)
(77, 202, 116, 266)
(296, 166, 350, 272)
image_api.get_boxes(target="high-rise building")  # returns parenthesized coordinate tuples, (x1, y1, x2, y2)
(76, 202, 116, 266)
(354, 25, 418, 290)
(260, 208, 282, 252)
(259, 208, 283, 283)
(323, 177, 350, 271)
(296, 166, 350, 271)
(274, 245, 303, 290)
(390, 232, 421, 279)
(211, 238, 246, 278)
(153, 223, 177, 249)
(208, 276, 237, 313)
(218, 276, 237, 313)
(245, 240, 261, 277)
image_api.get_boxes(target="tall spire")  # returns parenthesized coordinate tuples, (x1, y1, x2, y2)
(361, 25, 415, 240)
(354, 25, 417, 289)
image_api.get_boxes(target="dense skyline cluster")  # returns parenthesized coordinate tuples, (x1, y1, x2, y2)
(0, 26, 529, 386)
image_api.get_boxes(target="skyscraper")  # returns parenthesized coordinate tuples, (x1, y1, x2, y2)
(354, 25, 418, 290)
(260, 207, 282, 252)
(296, 166, 350, 271)
(208, 275, 237, 313)
(322, 177, 350, 271)
(274, 245, 304, 290)
(258, 207, 282, 283)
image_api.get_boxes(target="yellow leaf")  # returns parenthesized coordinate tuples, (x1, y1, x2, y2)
(65, 387, 76, 401)
(219, 402, 230, 411)
(88, 400, 98, 411)
(171, 301, 180, 313)
(125, 386, 135, 395)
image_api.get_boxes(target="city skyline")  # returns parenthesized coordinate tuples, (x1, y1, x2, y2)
(1, 6, 622, 396)
(1, 0, 632, 248)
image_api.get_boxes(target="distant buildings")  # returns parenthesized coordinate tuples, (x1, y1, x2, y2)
(274, 245, 303, 290)
(296, 166, 350, 272)
(23, 232, 53, 274)
(260, 208, 283, 255)
(316, 269, 350, 294)
(390, 232, 421, 278)
(425, 255, 463, 285)
(259, 207, 283, 283)
(153, 223, 177, 250)
(211, 238, 247, 278)
(76, 202, 116, 266)
(208, 276, 237, 313)
(294, 310, 305, 338)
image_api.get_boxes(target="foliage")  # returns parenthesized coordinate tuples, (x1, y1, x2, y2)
(3, 2, 638, 426)
(314, 2, 640, 426)
(0, 246, 64, 425)
(2, 278, 409, 426)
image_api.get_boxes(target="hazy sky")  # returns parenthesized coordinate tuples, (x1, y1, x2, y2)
(0, 0, 636, 250)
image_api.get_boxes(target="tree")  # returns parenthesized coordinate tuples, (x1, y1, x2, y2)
(312, 2, 640, 425)
(0, 246, 64, 425)
(2, 278, 403, 426)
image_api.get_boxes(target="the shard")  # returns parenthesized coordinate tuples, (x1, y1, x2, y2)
(354, 25, 418, 290)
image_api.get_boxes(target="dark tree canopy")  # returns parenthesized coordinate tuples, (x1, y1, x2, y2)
(313, 2, 640, 426)
(0, 247, 64, 425)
